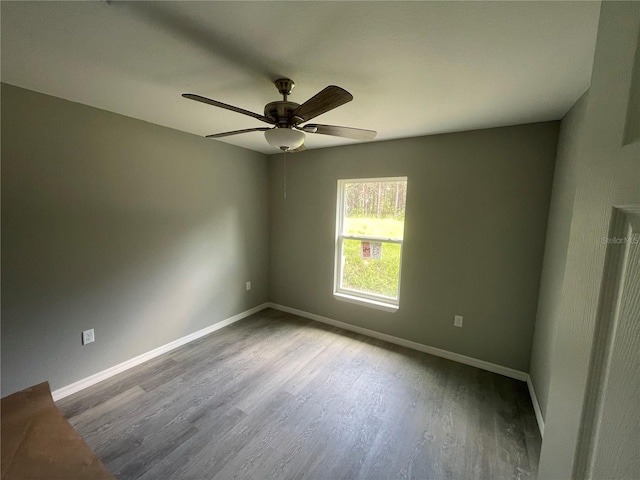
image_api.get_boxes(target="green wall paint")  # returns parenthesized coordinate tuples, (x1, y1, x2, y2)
(1, 84, 562, 398)
(1, 84, 270, 395)
(268, 123, 559, 372)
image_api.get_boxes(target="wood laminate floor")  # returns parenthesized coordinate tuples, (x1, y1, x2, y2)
(57, 309, 541, 480)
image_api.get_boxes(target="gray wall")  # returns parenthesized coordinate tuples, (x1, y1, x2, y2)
(269, 122, 559, 372)
(1, 84, 270, 396)
(528, 92, 587, 420)
(536, 2, 640, 478)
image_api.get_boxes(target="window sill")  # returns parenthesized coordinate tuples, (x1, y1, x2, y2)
(333, 292, 399, 313)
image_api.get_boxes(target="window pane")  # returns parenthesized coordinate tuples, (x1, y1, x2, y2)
(341, 239, 401, 298)
(343, 181, 406, 238)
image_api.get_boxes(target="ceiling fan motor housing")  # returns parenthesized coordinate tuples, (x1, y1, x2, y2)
(264, 101, 300, 127)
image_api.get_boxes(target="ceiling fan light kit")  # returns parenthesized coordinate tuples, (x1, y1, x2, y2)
(264, 127, 305, 151)
(183, 78, 376, 152)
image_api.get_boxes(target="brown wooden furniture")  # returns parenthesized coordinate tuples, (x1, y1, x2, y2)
(1, 382, 115, 480)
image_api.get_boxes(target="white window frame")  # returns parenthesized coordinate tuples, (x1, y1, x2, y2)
(333, 177, 407, 312)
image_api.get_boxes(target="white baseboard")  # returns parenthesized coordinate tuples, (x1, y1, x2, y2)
(52, 303, 269, 401)
(526, 375, 545, 436)
(267, 303, 529, 382)
(53, 301, 544, 438)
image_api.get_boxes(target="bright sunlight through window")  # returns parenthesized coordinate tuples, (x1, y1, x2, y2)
(334, 177, 407, 311)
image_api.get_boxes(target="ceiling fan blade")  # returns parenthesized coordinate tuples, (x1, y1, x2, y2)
(301, 124, 377, 140)
(183, 93, 275, 124)
(291, 86, 353, 124)
(206, 127, 271, 139)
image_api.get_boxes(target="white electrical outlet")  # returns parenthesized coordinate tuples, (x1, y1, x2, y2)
(246, 281, 251, 291)
(82, 329, 95, 345)
(454, 315, 464, 328)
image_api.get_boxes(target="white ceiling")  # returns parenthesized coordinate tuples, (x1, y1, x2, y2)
(1, 1, 601, 154)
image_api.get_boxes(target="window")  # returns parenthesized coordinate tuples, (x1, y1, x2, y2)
(334, 177, 407, 311)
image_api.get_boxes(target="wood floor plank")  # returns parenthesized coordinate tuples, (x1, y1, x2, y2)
(58, 355, 179, 418)
(135, 407, 247, 480)
(356, 356, 450, 480)
(57, 309, 541, 480)
(66, 386, 146, 430)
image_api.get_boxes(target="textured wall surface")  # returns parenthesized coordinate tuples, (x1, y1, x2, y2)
(1, 84, 270, 395)
(536, 2, 640, 478)
(528, 92, 587, 420)
(269, 122, 559, 372)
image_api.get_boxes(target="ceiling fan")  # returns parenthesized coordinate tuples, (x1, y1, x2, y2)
(182, 79, 376, 152)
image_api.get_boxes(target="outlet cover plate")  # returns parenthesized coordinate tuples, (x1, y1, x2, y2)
(454, 315, 463, 328)
(82, 329, 95, 345)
